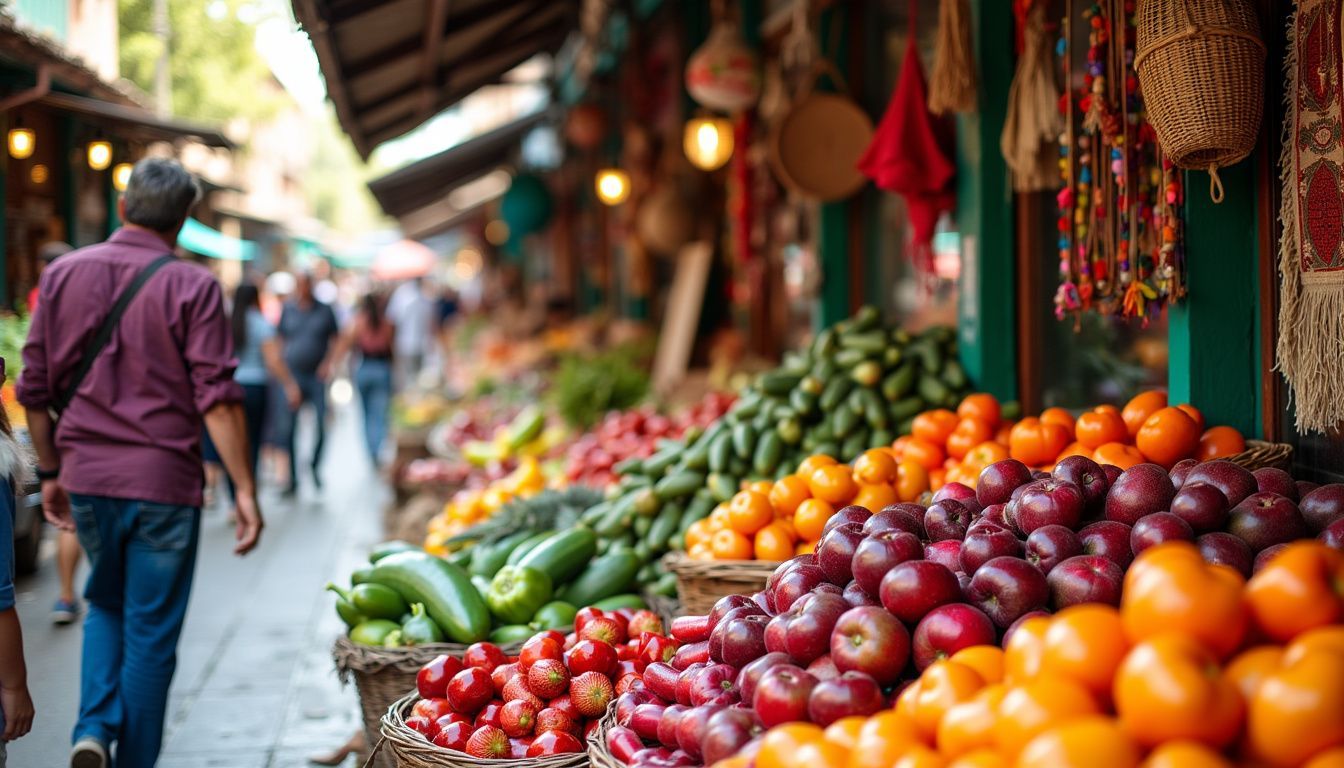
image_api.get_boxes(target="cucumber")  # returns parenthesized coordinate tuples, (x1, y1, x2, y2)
(643, 448, 681, 477)
(633, 541, 654, 562)
(651, 571, 679, 598)
(759, 371, 803, 396)
(592, 594, 648, 611)
(850, 304, 881, 331)
(798, 375, 825, 396)
(918, 374, 950, 404)
(814, 441, 841, 459)
(872, 428, 895, 449)
(558, 551, 643, 608)
(368, 540, 418, 563)
(777, 416, 803, 445)
(646, 504, 681, 551)
(731, 423, 757, 460)
(842, 432, 868, 462)
(852, 360, 883, 388)
(678, 494, 715, 534)
(504, 406, 546, 451)
(595, 497, 635, 536)
(708, 473, 738, 503)
(682, 435, 712, 471)
(813, 328, 838, 357)
(348, 582, 409, 620)
(633, 515, 654, 538)
(350, 564, 374, 585)
(446, 549, 473, 570)
(820, 377, 855, 411)
(532, 600, 578, 630)
(580, 501, 613, 527)
(490, 624, 538, 645)
(834, 347, 871, 368)
(733, 392, 762, 419)
(516, 527, 598, 584)
(708, 432, 735, 473)
(942, 359, 968, 390)
(839, 329, 888, 354)
(369, 551, 490, 644)
(882, 364, 917, 401)
(889, 396, 927, 421)
(655, 471, 704, 501)
(505, 531, 555, 566)
(832, 407, 859, 439)
(613, 457, 644, 476)
(349, 619, 401, 646)
(633, 487, 662, 517)
(470, 530, 533, 579)
(753, 431, 784, 476)
(883, 346, 904, 368)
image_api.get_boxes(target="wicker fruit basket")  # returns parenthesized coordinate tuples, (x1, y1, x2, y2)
(663, 553, 779, 615)
(586, 704, 623, 768)
(333, 636, 522, 768)
(1223, 440, 1293, 472)
(372, 692, 591, 768)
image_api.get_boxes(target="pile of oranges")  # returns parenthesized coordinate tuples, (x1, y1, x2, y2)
(893, 391, 1248, 491)
(714, 541, 1344, 768)
(684, 450, 932, 562)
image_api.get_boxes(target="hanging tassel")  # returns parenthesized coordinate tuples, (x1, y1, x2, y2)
(928, 0, 978, 115)
(1000, 2, 1063, 191)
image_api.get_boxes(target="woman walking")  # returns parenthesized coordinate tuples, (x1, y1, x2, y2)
(231, 282, 300, 506)
(334, 292, 395, 467)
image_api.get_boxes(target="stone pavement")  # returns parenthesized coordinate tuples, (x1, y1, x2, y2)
(11, 405, 389, 767)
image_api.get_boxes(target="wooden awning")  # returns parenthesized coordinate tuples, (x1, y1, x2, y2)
(291, 0, 578, 158)
(36, 91, 234, 149)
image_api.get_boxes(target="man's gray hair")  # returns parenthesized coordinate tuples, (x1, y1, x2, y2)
(122, 158, 202, 232)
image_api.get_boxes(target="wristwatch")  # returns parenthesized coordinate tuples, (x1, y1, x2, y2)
(36, 466, 60, 481)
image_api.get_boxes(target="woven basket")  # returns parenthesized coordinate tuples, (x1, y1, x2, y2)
(1135, 0, 1265, 199)
(663, 553, 780, 615)
(586, 704, 624, 768)
(333, 636, 522, 768)
(643, 592, 683, 631)
(1222, 439, 1293, 472)
(373, 692, 592, 768)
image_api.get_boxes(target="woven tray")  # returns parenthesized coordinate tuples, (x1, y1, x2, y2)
(663, 554, 780, 615)
(586, 704, 623, 768)
(1223, 440, 1293, 472)
(333, 635, 522, 768)
(643, 592, 682, 631)
(372, 692, 591, 768)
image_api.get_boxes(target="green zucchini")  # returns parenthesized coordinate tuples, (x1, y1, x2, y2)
(592, 594, 647, 611)
(505, 531, 555, 566)
(515, 527, 597, 584)
(557, 551, 643, 608)
(369, 551, 490, 644)
(882, 364, 917, 401)
(350, 564, 375, 585)
(470, 530, 534, 579)
(490, 624, 538, 645)
(368, 540, 418, 563)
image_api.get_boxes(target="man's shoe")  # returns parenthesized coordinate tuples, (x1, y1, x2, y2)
(51, 599, 79, 626)
(71, 737, 108, 768)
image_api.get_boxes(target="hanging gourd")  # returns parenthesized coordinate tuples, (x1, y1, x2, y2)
(686, 18, 761, 114)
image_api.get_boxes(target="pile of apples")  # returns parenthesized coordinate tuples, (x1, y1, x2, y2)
(600, 456, 1344, 768)
(406, 607, 676, 759)
(564, 393, 735, 487)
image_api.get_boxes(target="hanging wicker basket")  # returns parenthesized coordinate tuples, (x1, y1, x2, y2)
(1134, 0, 1266, 202)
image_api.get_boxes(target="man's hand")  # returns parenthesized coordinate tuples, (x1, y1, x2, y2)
(233, 490, 264, 556)
(1, 683, 34, 741)
(41, 479, 73, 531)
(316, 359, 332, 383)
(284, 381, 302, 411)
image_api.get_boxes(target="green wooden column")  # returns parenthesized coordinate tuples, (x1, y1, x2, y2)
(1168, 162, 1260, 435)
(816, 6, 853, 329)
(955, 0, 1016, 400)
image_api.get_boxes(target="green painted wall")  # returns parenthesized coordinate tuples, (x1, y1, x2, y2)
(816, 5, 854, 329)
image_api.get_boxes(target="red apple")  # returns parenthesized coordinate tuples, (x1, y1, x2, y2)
(1079, 520, 1135, 569)
(934, 482, 977, 505)
(806, 654, 840, 681)
(642, 662, 680, 702)
(979, 503, 1010, 529)
(821, 505, 873, 537)
(1105, 464, 1177, 525)
(736, 653, 794, 705)
(1130, 512, 1195, 555)
(688, 663, 740, 707)
(977, 460, 1034, 507)
(527, 730, 583, 756)
(753, 666, 819, 728)
(1196, 531, 1255, 577)
(1298, 480, 1321, 499)
(433, 720, 473, 751)
(615, 690, 653, 725)
(567, 639, 618, 677)
(965, 556, 1049, 628)
(464, 642, 509, 673)
(807, 672, 886, 726)
(1229, 492, 1310, 552)
(880, 559, 962, 625)
(816, 523, 867, 585)
(1301, 484, 1344, 533)
(677, 703, 726, 760)
(1253, 543, 1290, 574)
(1052, 455, 1110, 513)
(658, 704, 688, 749)
(960, 522, 1024, 573)
(1024, 524, 1083, 574)
(675, 663, 707, 706)
(1169, 482, 1231, 533)
(418, 654, 465, 700)
(1319, 517, 1344, 549)
(1185, 461, 1257, 507)
(764, 591, 849, 665)
(842, 579, 879, 608)
(864, 504, 926, 538)
(1014, 479, 1086, 534)
(709, 595, 759, 631)
(770, 564, 829, 613)
(1254, 467, 1299, 502)
(708, 605, 765, 661)
(924, 540, 963, 572)
(700, 707, 763, 766)
(924, 500, 974, 542)
(851, 530, 923, 597)
(1100, 464, 1124, 485)
(1169, 458, 1199, 488)
(714, 614, 770, 668)
(447, 667, 495, 714)
(830, 606, 910, 685)
(1046, 555, 1124, 608)
(911, 603, 997, 670)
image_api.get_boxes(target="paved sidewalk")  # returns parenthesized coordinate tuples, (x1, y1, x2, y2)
(11, 406, 389, 767)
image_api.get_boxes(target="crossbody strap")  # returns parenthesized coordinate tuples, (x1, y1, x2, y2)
(53, 254, 176, 417)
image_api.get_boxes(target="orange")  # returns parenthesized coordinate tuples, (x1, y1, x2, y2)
(850, 711, 921, 768)
(913, 409, 959, 446)
(897, 460, 931, 502)
(754, 522, 796, 562)
(912, 661, 986, 742)
(854, 449, 900, 485)
(961, 442, 1010, 474)
(1141, 741, 1234, 768)
(688, 542, 713, 560)
(1196, 426, 1246, 461)
(892, 746, 947, 768)
(822, 716, 867, 749)
(1004, 616, 1051, 684)
(1285, 626, 1344, 666)
(685, 519, 713, 549)
(1039, 604, 1129, 700)
(1248, 647, 1344, 767)
(1008, 418, 1071, 467)
(808, 464, 859, 505)
(1135, 407, 1202, 468)
(791, 737, 850, 768)
(936, 684, 1005, 758)
(796, 540, 816, 555)
(1094, 442, 1145, 469)
(853, 483, 898, 511)
(1114, 634, 1245, 750)
(748, 480, 775, 496)
(1016, 717, 1140, 768)
(946, 750, 1008, 768)
(793, 498, 835, 542)
(957, 394, 1002, 428)
(1175, 403, 1206, 432)
(904, 438, 947, 472)
(1306, 748, 1344, 768)
(993, 676, 1100, 756)
(947, 417, 996, 461)
(758, 723, 825, 768)
(928, 467, 947, 491)
(1075, 409, 1129, 449)
(1245, 542, 1344, 643)
(708, 504, 733, 532)
(1054, 442, 1093, 462)
(1039, 406, 1076, 433)
(1122, 390, 1168, 437)
(1121, 542, 1249, 659)
(994, 421, 1014, 447)
(710, 528, 752, 560)
(798, 454, 838, 477)
(1226, 645, 1286, 701)
(769, 475, 812, 518)
(728, 490, 774, 535)
(949, 646, 1005, 685)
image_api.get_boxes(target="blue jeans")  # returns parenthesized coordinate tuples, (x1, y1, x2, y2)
(70, 496, 200, 768)
(356, 358, 393, 464)
(282, 371, 327, 488)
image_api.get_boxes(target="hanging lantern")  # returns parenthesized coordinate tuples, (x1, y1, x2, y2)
(636, 187, 695, 254)
(7, 126, 35, 159)
(565, 103, 608, 150)
(87, 140, 112, 171)
(683, 115, 735, 171)
(112, 162, 133, 191)
(595, 168, 631, 206)
(685, 20, 761, 113)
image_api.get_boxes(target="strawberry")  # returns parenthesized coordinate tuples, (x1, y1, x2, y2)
(527, 658, 570, 700)
(579, 616, 627, 645)
(548, 695, 579, 718)
(501, 676, 532, 702)
(569, 671, 615, 719)
(464, 725, 510, 758)
(535, 707, 578, 735)
(627, 609, 664, 637)
(491, 662, 520, 696)
(500, 699, 537, 738)
(615, 672, 644, 696)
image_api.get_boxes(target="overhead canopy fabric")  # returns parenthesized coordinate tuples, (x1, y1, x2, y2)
(291, 0, 578, 158)
(37, 92, 234, 149)
(179, 218, 256, 261)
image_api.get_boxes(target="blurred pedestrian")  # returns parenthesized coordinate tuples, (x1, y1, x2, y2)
(0, 358, 35, 763)
(331, 292, 395, 466)
(230, 281, 301, 506)
(387, 277, 434, 389)
(277, 272, 339, 495)
(17, 157, 262, 767)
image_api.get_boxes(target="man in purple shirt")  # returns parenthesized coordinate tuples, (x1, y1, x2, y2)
(17, 158, 263, 768)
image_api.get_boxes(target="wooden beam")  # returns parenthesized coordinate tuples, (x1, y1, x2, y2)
(344, 0, 551, 78)
(418, 0, 452, 120)
(292, 0, 373, 157)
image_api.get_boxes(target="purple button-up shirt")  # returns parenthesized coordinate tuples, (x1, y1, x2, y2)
(16, 228, 242, 507)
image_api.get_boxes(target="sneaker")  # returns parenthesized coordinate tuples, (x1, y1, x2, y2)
(51, 599, 79, 626)
(71, 737, 108, 768)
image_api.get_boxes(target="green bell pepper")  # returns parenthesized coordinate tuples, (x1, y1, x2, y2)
(349, 619, 400, 646)
(400, 603, 445, 645)
(324, 583, 367, 628)
(348, 582, 409, 620)
(486, 565, 553, 625)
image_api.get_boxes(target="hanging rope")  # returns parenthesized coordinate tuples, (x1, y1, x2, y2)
(927, 0, 978, 114)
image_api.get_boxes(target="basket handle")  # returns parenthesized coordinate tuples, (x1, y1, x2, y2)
(1208, 164, 1225, 204)
(360, 736, 386, 768)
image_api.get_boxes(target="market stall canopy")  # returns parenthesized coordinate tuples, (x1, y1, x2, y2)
(179, 218, 257, 261)
(35, 91, 233, 149)
(291, 0, 579, 158)
(372, 238, 437, 280)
